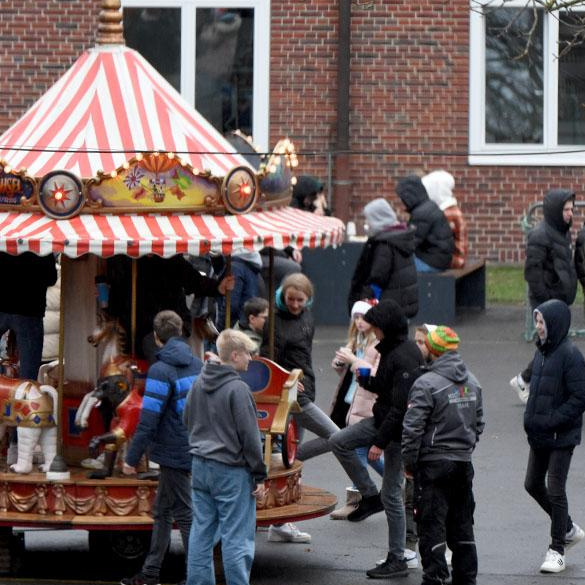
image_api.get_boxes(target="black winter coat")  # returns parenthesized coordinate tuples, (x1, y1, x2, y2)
(260, 292, 316, 407)
(524, 299, 585, 449)
(348, 226, 419, 317)
(574, 226, 585, 291)
(0, 252, 57, 318)
(396, 175, 454, 270)
(525, 189, 577, 307)
(362, 300, 424, 449)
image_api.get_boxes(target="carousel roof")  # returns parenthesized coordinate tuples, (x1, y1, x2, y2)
(0, 45, 250, 178)
(0, 208, 344, 258)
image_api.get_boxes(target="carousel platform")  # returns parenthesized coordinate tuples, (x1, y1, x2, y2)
(0, 457, 336, 529)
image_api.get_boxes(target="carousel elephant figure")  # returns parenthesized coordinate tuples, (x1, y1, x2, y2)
(0, 375, 58, 474)
(76, 367, 142, 479)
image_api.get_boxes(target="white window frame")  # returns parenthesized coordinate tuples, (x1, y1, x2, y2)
(121, 0, 270, 151)
(469, 0, 585, 166)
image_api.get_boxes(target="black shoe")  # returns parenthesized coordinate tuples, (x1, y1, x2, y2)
(347, 492, 384, 522)
(120, 574, 160, 585)
(367, 557, 408, 579)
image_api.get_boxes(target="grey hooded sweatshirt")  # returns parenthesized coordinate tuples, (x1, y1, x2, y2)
(183, 361, 267, 485)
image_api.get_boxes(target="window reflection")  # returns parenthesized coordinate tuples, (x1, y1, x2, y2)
(124, 8, 182, 93)
(485, 8, 543, 143)
(558, 12, 585, 145)
(195, 8, 254, 138)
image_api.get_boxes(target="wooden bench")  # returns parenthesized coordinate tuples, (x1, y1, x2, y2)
(412, 259, 486, 325)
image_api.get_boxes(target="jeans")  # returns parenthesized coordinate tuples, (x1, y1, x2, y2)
(295, 401, 340, 461)
(217, 259, 261, 329)
(525, 446, 574, 554)
(415, 257, 441, 273)
(356, 445, 384, 478)
(416, 460, 477, 585)
(0, 312, 43, 380)
(143, 466, 192, 580)
(330, 418, 405, 560)
(187, 456, 256, 585)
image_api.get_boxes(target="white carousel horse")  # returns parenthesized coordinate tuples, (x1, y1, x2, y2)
(75, 315, 132, 430)
(0, 375, 58, 474)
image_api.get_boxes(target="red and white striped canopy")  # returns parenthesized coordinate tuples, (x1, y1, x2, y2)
(0, 45, 249, 178)
(0, 208, 344, 258)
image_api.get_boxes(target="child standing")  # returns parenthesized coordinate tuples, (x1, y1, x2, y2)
(329, 299, 383, 519)
(523, 300, 585, 573)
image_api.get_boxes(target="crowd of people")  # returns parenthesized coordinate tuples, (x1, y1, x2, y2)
(5, 171, 585, 585)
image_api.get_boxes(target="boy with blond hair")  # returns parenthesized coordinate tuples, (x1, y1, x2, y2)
(184, 329, 266, 585)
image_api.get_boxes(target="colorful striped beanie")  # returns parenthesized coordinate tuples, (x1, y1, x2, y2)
(425, 326, 460, 356)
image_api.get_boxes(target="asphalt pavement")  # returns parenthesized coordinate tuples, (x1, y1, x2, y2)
(7, 303, 585, 584)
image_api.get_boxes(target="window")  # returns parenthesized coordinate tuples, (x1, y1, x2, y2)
(469, 1, 585, 165)
(121, 1, 270, 151)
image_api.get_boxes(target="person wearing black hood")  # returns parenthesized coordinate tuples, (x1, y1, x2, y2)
(395, 174, 454, 272)
(523, 299, 585, 574)
(510, 189, 577, 404)
(347, 198, 418, 318)
(330, 299, 423, 579)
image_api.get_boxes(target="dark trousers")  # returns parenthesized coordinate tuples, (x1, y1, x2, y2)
(416, 460, 477, 585)
(0, 312, 43, 380)
(524, 446, 574, 554)
(142, 466, 192, 579)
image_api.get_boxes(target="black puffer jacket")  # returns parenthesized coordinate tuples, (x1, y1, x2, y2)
(524, 299, 585, 449)
(525, 189, 577, 307)
(363, 300, 424, 449)
(396, 175, 454, 270)
(348, 226, 419, 317)
(260, 289, 316, 407)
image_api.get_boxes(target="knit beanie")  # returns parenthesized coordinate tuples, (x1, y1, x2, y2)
(425, 326, 460, 356)
(351, 299, 376, 319)
(363, 198, 398, 236)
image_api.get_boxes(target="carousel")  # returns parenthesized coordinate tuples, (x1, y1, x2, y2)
(0, 0, 342, 571)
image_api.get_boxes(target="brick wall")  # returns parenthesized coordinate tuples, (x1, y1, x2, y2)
(0, 0, 100, 132)
(1, 0, 583, 263)
(271, 0, 585, 263)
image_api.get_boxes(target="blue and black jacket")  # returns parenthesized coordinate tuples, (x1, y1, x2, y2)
(126, 337, 202, 471)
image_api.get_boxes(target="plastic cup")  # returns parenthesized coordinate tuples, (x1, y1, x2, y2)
(357, 367, 371, 382)
(96, 282, 110, 309)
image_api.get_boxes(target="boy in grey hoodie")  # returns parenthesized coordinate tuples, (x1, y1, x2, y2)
(184, 329, 266, 585)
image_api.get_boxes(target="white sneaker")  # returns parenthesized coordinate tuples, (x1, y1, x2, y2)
(267, 523, 311, 543)
(445, 547, 452, 566)
(540, 548, 565, 573)
(404, 548, 419, 569)
(565, 522, 585, 551)
(376, 549, 418, 569)
(510, 374, 530, 404)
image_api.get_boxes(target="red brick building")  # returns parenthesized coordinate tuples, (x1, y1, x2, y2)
(1, 0, 583, 262)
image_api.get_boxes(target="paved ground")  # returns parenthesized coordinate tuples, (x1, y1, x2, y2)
(7, 302, 585, 584)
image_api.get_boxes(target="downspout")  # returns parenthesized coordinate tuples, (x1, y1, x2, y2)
(334, 0, 351, 223)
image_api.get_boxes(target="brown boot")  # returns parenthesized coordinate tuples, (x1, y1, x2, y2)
(330, 487, 361, 520)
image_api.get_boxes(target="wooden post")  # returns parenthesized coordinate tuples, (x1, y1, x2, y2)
(224, 256, 232, 329)
(131, 259, 137, 357)
(268, 249, 275, 360)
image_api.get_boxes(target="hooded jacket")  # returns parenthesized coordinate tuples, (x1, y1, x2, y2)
(348, 201, 418, 317)
(524, 299, 585, 449)
(525, 189, 577, 306)
(260, 287, 316, 406)
(402, 351, 484, 470)
(183, 360, 267, 484)
(396, 175, 454, 270)
(363, 300, 424, 449)
(125, 337, 202, 471)
(422, 170, 468, 269)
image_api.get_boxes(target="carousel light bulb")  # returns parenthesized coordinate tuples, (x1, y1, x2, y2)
(136, 153, 143, 161)
(122, 162, 130, 170)
(110, 170, 117, 178)
(274, 156, 281, 165)
(269, 165, 277, 173)
(291, 176, 297, 185)
(54, 190, 63, 201)
(240, 183, 252, 197)
(4, 166, 11, 174)
(168, 152, 175, 159)
(291, 159, 299, 168)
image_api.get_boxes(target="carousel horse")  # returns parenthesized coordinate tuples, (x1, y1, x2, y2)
(75, 315, 134, 430)
(0, 375, 58, 474)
